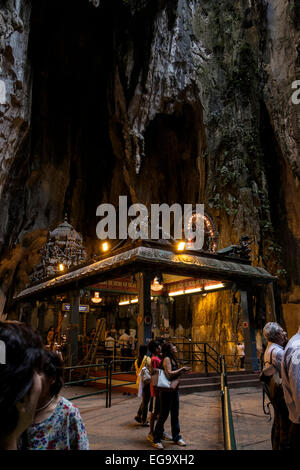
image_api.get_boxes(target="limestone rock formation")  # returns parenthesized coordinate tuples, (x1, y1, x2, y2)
(0, 0, 299, 335)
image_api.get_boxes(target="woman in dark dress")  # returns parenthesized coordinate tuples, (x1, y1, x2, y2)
(152, 342, 190, 449)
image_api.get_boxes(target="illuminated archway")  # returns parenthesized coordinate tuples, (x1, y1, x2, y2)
(186, 212, 218, 252)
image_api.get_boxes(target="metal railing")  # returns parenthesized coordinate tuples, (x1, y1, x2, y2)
(107, 358, 136, 408)
(220, 355, 237, 450)
(173, 339, 236, 449)
(170, 339, 221, 373)
(64, 362, 111, 407)
(63, 358, 137, 408)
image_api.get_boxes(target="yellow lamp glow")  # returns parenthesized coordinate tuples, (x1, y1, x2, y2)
(184, 287, 202, 294)
(151, 276, 164, 291)
(177, 241, 186, 251)
(102, 242, 109, 252)
(91, 291, 102, 304)
(204, 283, 224, 291)
(59, 263, 64, 272)
(168, 290, 184, 297)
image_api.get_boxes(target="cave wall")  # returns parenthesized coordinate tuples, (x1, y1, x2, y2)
(0, 0, 299, 341)
(262, 0, 300, 337)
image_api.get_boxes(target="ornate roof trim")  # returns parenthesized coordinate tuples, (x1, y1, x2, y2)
(14, 246, 275, 302)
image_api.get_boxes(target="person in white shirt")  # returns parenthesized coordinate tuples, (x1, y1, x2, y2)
(104, 331, 115, 364)
(263, 322, 290, 449)
(281, 326, 300, 448)
(236, 342, 245, 369)
(119, 329, 133, 371)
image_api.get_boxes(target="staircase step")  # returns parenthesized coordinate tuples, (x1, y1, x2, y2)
(180, 372, 259, 386)
(181, 376, 221, 385)
(180, 377, 260, 394)
(180, 381, 260, 394)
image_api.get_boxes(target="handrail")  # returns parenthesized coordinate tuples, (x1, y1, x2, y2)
(107, 358, 136, 407)
(220, 355, 237, 450)
(174, 341, 236, 449)
(172, 340, 221, 373)
(64, 362, 110, 407)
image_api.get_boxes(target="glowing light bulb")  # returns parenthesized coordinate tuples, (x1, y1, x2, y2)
(177, 241, 186, 252)
(91, 292, 102, 303)
(102, 242, 109, 252)
(59, 263, 64, 272)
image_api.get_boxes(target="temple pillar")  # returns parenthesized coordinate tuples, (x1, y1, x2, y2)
(37, 302, 47, 339)
(69, 290, 80, 366)
(137, 272, 152, 349)
(240, 290, 259, 370)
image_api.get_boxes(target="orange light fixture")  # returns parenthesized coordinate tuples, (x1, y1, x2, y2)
(177, 241, 186, 252)
(151, 276, 164, 291)
(59, 263, 64, 272)
(102, 241, 109, 252)
(91, 291, 102, 304)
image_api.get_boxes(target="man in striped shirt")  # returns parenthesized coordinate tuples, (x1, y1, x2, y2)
(281, 326, 300, 448)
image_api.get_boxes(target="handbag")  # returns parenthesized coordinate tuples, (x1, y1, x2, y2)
(151, 368, 180, 392)
(141, 365, 151, 385)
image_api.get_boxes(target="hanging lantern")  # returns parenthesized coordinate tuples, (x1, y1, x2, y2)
(91, 291, 102, 304)
(151, 276, 164, 292)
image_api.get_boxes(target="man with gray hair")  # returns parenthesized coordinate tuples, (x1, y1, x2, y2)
(262, 322, 290, 449)
(263, 322, 287, 370)
(281, 326, 300, 448)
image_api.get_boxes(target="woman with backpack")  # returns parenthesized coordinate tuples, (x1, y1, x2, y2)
(134, 344, 151, 426)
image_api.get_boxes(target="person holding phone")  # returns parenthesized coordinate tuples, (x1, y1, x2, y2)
(152, 342, 191, 449)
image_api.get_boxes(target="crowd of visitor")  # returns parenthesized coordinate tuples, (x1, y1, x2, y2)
(1, 318, 300, 450)
(133, 339, 190, 449)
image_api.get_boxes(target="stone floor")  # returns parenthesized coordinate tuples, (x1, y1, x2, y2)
(63, 385, 272, 451)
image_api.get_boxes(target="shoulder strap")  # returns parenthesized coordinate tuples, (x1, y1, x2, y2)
(264, 347, 274, 367)
(262, 386, 272, 422)
(270, 348, 274, 365)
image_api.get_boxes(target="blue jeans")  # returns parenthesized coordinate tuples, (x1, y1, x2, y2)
(153, 389, 181, 443)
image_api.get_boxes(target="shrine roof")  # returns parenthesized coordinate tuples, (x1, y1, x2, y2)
(14, 242, 276, 302)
